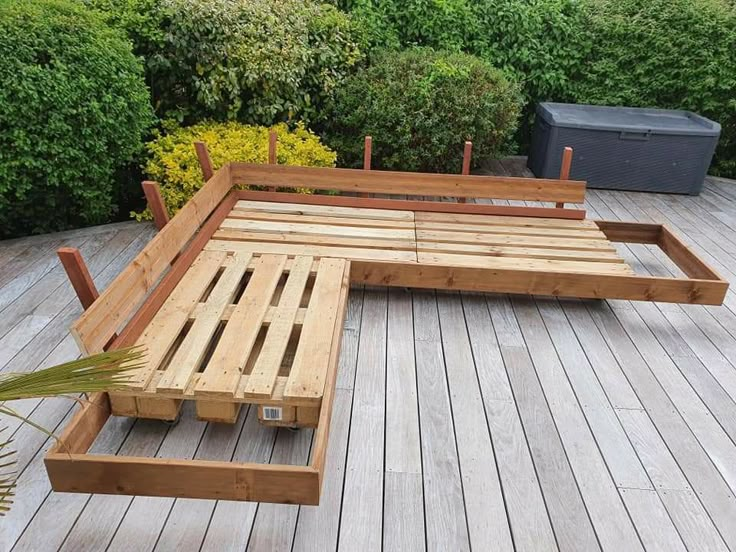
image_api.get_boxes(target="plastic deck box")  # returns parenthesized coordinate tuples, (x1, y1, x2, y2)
(528, 102, 721, 195)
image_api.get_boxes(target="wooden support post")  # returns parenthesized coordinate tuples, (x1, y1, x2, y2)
(459, 141, 472, 203)
(556, 146, 573, 208)
(142, 181, 170, 231)
(58, 248, 99, 310)
(268, 130, 277, 192)
(360, 135, 372, 198)
(194, 142, 214, 182)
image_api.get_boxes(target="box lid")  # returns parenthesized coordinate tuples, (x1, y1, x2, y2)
(536, 102, 721, 137)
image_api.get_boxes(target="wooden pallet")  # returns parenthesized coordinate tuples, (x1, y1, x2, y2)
(46, 150, 729, 506)
(109, 252, 349, 425)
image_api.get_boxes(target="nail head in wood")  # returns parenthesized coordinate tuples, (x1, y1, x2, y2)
(194, 142, 214, 182)
(58, 247, 99, 310)
(142, 181, 170, 231)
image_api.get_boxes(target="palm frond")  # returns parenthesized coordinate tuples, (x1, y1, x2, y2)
(0, 428, 15, 516)
(0, 346, 145, 401)
(0, 346, 146, 515)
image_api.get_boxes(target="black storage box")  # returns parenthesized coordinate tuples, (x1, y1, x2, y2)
(528, 102, 721, 195)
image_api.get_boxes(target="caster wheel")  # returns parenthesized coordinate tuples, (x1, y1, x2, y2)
(162, 413, 181, 427)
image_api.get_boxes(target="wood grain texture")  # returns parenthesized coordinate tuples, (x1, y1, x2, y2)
(73, 170, 234, 354)
(351, 261, 729, 304)
(236, 190, 587, 220)
(412, 291, 471, 551)
(338, 288, 387, 551)
(57, 247, 99, 310)
(436, 292, 513, 550)
(142, 181, 170, 230)
(231, 163, 587, 202)
(487, 295, 603, 552)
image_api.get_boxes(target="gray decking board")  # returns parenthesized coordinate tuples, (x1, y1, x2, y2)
(3, 176, 736, 551)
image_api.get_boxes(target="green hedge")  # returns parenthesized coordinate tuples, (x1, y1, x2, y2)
(139, 122, 336, 219)
(336, 0, 736, 177)
(336, 0, 589, 113)
(572, 0, 736, 178)
(0, 0, 153, 238)
(324, 48, 522, 173)
(88, 0, 364, 126)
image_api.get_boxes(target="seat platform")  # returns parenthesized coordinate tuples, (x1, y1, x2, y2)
(109, 253, 349, 425)
(46, 158, 729, 506)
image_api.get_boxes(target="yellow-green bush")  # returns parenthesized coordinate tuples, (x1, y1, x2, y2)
(137, 121, 336, 220)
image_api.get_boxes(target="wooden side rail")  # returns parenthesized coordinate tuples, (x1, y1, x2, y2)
(71, 164, 234, 354)
(350, 260, 728, 305)
(44, 393, 323, 504)
(231, 163, 586, 204)
(596, 221, 725, 281)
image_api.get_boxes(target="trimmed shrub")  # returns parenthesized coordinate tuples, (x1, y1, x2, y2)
(324, 48, 522, 173)
(138, 122, 336, 220)
(0, 0, 154, 238)
(91, 0, 364, 125)
(573, 0, 736, 177)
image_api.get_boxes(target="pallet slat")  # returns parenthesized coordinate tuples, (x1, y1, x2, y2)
(235, 199, 414, 221)
(128, 250, 226, 391)
(194, 254, 287, 398)
(156, 252, 253, 394)
(243, 255, 313, 399)
(284, 258, 348, 403)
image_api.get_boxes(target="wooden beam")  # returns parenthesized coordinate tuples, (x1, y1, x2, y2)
(142, 181, 170, 230)
(360, 135, 372, 198)
(235, 190, 587, 220)
(231, 163, 586, 203)
(268, 130, 277, 192)
(363, 135, 372, 171)
(194, 142, 214, 182)
(307, 261, 349, 485)
(50, 391, 110, 454)
(556, 146, 574, 208)
(58, 247, 99, 310)
(459, 141, 472, 204)
(350, 260, 729, 305)
(659, 225, 725, 280)
(45, 452, 321, 504)
(595, 220, 662, 243)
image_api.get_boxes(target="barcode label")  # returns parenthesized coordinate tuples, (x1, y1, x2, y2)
(263, 406, 282, 421)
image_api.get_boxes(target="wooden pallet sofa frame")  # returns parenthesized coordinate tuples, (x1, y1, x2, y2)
(45, 142, 729, 506)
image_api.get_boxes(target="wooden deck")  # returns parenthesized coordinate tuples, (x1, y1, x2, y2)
(3, 160, 736, 551)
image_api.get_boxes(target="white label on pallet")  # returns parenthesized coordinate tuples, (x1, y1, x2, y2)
(263, 406, 283, 421)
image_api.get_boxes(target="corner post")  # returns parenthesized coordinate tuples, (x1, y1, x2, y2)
(459, 140, 472, 203)
(360, 135, 372, 198)
(58, 248, 99, 310)
(142, 181, 170, 231)
(194, 141, 214, 182)
(556, 146, 573, 208)
(268, 130, 277, 192)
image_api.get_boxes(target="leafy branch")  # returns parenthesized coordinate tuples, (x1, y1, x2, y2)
(0, 346, 145, 515)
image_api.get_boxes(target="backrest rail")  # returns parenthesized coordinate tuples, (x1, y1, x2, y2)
(231, 163, 586, 204)
(71, 165, 233, 354)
